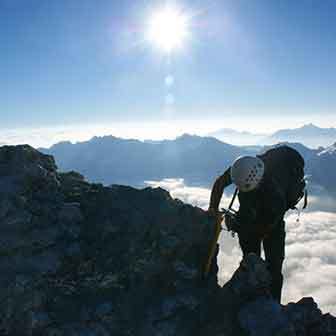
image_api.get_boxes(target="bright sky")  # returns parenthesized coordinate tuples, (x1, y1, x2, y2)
(1, 0, 336, 136)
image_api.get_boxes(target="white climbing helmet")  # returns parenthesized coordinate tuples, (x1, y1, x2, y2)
(230, 156, 265, 192)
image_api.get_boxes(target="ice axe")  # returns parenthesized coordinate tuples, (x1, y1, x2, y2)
(203, 212, 224, 277)
(203, 188, 238, 278)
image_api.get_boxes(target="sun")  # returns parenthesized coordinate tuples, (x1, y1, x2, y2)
(147, 6, 190, 53)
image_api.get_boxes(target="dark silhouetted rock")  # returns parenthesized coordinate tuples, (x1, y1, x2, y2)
(228, 253, 272, 301)
(239, 297, 295, 336)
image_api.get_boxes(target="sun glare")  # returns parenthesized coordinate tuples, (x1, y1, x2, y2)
(147, 7, 190, 52)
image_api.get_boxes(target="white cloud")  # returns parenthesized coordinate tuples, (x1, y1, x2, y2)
(283, 211, 336, 314)
(0, 120, 234, 149)
(146, 178, 336, 314)
(145, 178, 237, 210)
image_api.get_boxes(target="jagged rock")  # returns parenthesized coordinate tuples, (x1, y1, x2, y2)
(231, 255, 294, 336)
(228, 253, 272, 301)
(234, 259, 336, 336)
(283, 297, 336, 336)
(0, 145, 334, 336)
(239, 297, 295, 336)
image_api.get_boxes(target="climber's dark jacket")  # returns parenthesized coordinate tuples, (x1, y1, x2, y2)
(208, 145, 305, 302)
(209, 145, 304, 236)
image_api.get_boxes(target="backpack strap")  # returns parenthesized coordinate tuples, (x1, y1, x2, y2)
(293, 188, 308, 211)
(228, 187, 238, 210)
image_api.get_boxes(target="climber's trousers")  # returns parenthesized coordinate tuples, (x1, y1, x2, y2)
(238, 220, 286, 303)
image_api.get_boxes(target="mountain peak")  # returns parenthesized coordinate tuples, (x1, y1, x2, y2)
(267, 124, 336, 148)
(175, 133, 219, 145)
(301, 123, 319, 129)
(176, 133, 201, 140)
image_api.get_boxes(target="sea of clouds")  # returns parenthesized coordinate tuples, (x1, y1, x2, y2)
(146, 178, 336, 314)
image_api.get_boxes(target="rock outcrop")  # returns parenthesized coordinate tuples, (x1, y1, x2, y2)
(0, 145, 334, 336)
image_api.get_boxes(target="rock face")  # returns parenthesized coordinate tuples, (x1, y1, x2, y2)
(0, 145, 334, 336)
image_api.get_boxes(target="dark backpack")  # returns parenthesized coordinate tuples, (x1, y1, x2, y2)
(258, 145, 307, 210)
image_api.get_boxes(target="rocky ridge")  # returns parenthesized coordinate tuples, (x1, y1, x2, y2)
(0, 145, 335, 335)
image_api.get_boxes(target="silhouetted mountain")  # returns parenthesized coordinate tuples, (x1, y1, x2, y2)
(41, 134, 250, 186)
(40, 134, 336, 192)
(264, 124, 336, 148)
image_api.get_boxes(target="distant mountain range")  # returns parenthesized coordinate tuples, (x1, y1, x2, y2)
(40, 134, 251, 187)
(264, 124, 336, 148)
(209, 124, 336, 149)
(207, 128, 266, 146)
(40, 134, 336, 193)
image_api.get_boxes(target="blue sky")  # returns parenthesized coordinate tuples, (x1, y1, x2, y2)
(1, 0, 336, 133)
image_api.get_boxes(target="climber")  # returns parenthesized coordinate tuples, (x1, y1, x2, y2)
(207, 145, 307, 303)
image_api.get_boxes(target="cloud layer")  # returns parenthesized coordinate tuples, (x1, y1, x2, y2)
(146, 178, 336, 314)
